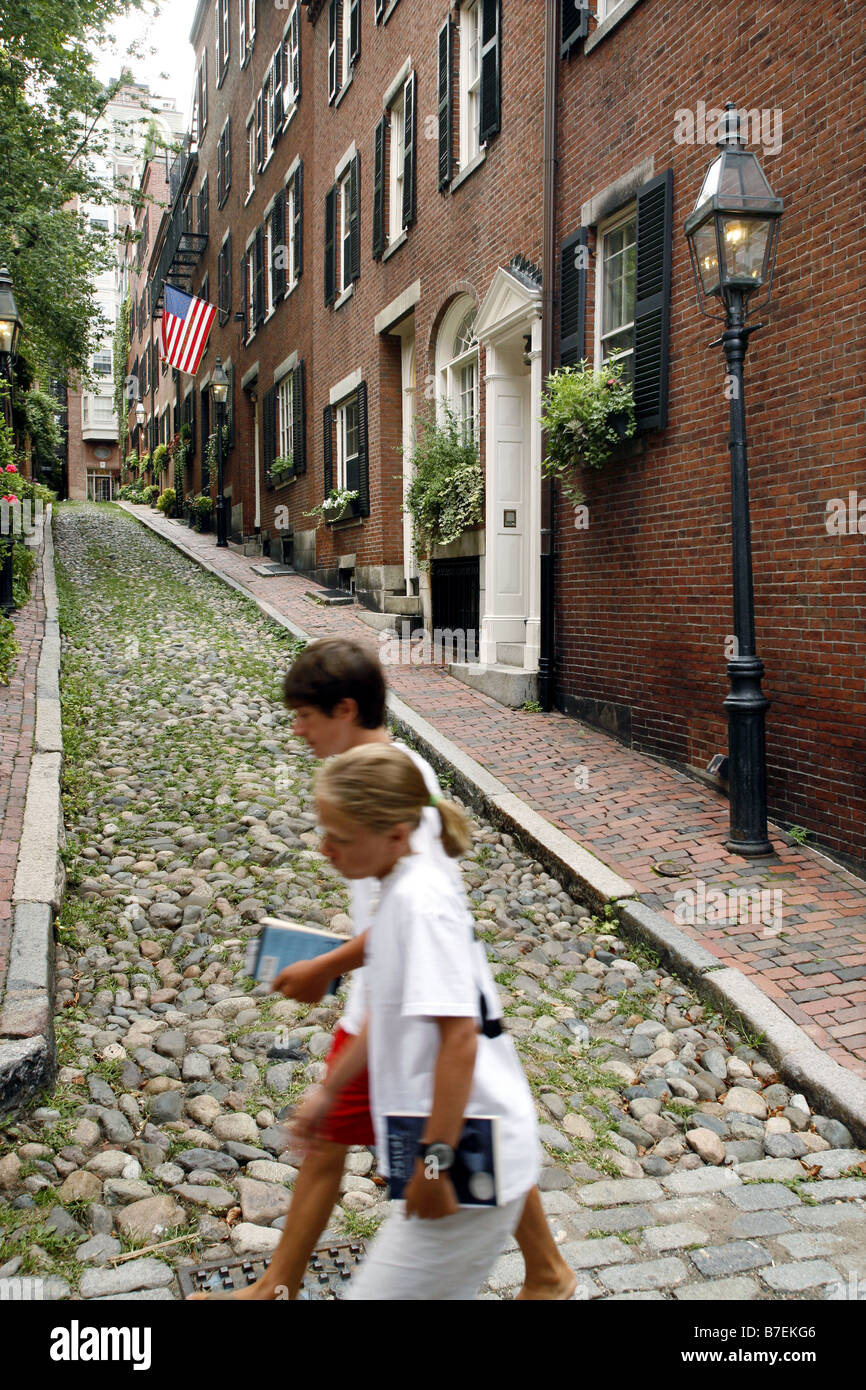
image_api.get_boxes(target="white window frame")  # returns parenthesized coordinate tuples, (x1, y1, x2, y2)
(341, 0, 353, 91)
(458, 0, 481, 171)
(246, 114, 256, 199)
(388, 89, 405, 246)
(277, 374, 294, 461)
(594, 203, 637, 378)
(282, 3, 300, 114)
(436, 294, 479, 444)
(240, 0, 256, 62)
(285, 170, 298, 291)
(335, 392, 359, 491)
(596, 0, 627, 21)
(337, 168, 351, 296)
(262, 69, 273, 160)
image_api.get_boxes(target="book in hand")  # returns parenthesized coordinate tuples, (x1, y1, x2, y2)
(245, 917, 347, 994)
(385, 1113, 501, 1207)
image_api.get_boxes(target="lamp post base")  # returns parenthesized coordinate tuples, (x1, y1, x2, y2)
(724, 653, 773, 856)
(215, 497, 228, 548)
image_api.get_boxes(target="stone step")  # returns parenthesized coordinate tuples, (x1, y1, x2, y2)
(304, 589, 355, 607)
(382, 594, 424, 615)
(355, 610, 424, 635)
(449, 661, 538, 710)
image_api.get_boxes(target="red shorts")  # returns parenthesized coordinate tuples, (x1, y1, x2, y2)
(319, 1025, 376, 1147)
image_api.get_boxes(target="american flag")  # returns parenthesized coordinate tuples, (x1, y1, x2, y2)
(160, 285, 216, 375)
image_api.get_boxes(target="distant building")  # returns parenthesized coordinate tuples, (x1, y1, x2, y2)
(66, 81, 186, 501)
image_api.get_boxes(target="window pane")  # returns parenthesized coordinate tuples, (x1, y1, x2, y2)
(344, 398, 359, 458)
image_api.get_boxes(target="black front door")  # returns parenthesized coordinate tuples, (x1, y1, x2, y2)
(431, 555, 479, 662)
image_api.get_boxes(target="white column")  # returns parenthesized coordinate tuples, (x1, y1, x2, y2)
(478, 344, 500, 666)
(401, 334, 417, 592)
(524, 311, 543, 671)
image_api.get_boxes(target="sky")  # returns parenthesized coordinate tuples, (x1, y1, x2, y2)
(92, 0, 199, 122)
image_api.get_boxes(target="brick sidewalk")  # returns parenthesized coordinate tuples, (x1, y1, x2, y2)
(0, 554, 45, 1006)
(120, 504, 866, 1078)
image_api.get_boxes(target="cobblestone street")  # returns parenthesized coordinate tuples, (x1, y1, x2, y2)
(1, 504, 864, 1302)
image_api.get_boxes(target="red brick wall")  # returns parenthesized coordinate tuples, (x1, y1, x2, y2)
(555, 0, 866, 866)
(180, 0, 546, 566)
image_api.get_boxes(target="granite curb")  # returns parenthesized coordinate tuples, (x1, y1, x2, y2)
(0, 505, 62, 1112)
(118, 500, 866, 1144)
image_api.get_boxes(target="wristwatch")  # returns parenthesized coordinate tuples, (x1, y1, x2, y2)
(417, 1140, 456, 1174)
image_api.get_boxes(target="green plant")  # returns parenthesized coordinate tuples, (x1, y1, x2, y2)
(540, 356, 636, 504)
(303, 487, 359, 526)
(403, 402, 482, 560)
(205, 423, 231, 477)
(156, 486, 176, 516)
(0, 613, 17, 684)
(521, 699, 543, 713)
(12, 542, 36, 606)
(142, 483, 160, 505)
(124, 451, 139, 479)
(787, 825, 809, 846)
(270, 454, 293, 483)
(152, 442, 169, 476)
(136, 451, 151, 479)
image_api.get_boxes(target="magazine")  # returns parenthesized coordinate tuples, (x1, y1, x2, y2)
(385, 1113, 501, 1207)
(245, 917, 347, 994)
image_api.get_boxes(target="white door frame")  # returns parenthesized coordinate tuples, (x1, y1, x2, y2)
(473, 267, 543, 670)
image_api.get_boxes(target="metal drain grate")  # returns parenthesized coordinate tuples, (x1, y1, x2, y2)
(177, 1236, 367, 1300)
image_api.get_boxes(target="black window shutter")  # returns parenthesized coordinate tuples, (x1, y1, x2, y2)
(226, 362, 234, 449)
(437, 19, 453, 191)
(356, 381, 369, 516)
(324, 183, 337, 304)
(375, 0, 385, 21)
(217, 130, 224, 203)
(256, 92, 264, 170)
(263, 384, 276, 481)
(349, 153, 361, 282)
(349, 0, 360, 64)
(272, 189, 286, 298)
(224, 117, 231, 191)
(224, 231, 232, 317)
(372, 115, 386, 260)
(328, 0, 338, 102)
(561, 0, 589, 57)
(291, 5, 301, 100)
(479, 0, 501, 145)
(559, 227, 587, 368)
(292, 360, 306, 475)
(240, 249, 248, 339)
(254, 225, 265, 324)
(293, 162, 303, 277)
(323, 403, 333, 494)
(633, 168, 673, 432)
(402, 71, 416, 229)
(217, 245, 224, 316)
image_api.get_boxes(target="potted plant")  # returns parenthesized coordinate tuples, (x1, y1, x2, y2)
(539, 355, 636, 504)
(402, 402, 483, 564)
(152, 442, 169, 482)
(156, 486, 176, 517)
(304, 487, 361, 526)
(192, 493, 213, 532)
(270, 454, 293, 485)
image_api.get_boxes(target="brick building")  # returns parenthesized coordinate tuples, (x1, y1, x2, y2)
(552, 0, 865, 870)
(136, 0, 864, 869)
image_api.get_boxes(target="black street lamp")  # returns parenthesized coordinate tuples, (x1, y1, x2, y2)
(210, 356, 229, 548)
(0, 266, 22, 614)
(685, 101, 783, 856)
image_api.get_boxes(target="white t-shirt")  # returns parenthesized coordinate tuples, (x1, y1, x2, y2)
(340, 741, 461, 1035)
(364, 852, 540, 1205)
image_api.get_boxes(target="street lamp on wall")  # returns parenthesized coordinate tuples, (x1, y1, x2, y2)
(135, 398, 146, 459)
(684, 101, 784, 857)
(210, 356, 229, 548)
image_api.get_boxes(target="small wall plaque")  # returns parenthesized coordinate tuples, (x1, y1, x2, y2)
(503, 509, 517, 528)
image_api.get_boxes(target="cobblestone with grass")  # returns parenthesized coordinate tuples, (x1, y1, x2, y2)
(0, 502, 864, 1302)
